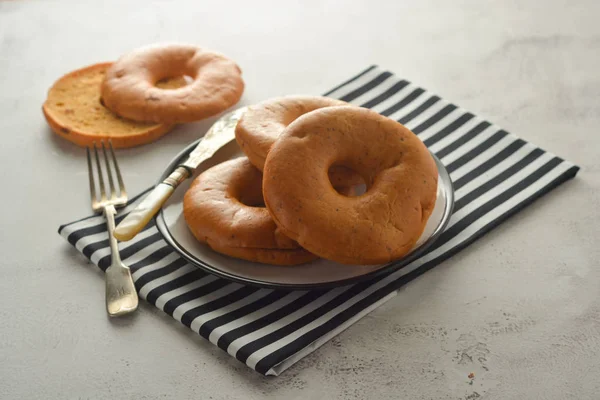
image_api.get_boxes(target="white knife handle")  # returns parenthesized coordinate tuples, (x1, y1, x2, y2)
(113, 167, 190, 241)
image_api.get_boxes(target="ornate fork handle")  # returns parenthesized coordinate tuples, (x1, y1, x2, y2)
(104, 205, 138, 317)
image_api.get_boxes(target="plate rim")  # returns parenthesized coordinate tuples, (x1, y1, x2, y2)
(155, 138, 455, 290)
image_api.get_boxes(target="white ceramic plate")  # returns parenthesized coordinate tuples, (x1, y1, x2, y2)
(156, 139, 454, 289)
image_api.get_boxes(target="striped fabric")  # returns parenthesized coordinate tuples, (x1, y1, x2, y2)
(58, 66, 579, 376)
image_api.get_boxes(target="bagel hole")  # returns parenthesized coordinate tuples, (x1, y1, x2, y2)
(236, 183, 265, 208)
(155, 75, 192, 90)
(328, 165, 367, 197)
(231, 168, 266, 208)
(238, 192, 266, 208)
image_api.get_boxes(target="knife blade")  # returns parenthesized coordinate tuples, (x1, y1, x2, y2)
(113, 106, 248, 241)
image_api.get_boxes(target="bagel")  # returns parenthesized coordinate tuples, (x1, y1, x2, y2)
(183, 157, 318, 265)
(101, 43, 244, 123)
(235, 95, 349, 170)
(42, 62, 184, 148)
(184, 157, 300, 250)
(262, 106, 438, 265)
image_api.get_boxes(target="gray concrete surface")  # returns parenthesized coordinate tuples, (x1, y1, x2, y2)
(1, 0, 599, 398)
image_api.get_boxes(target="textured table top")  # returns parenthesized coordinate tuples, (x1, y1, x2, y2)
(1, 0, 599, 398)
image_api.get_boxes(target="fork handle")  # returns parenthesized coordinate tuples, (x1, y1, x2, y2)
(104, 204, 139, 317)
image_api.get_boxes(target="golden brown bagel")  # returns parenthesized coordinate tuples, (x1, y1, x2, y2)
(235, 96, 349, 170)
(184, 157, 299, 250)
(101, 44, 244, 123)
(183, 157, 318, 265)
(263, 106, 438, 265)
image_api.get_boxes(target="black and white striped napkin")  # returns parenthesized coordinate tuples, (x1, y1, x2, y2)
(58, 66, 579, 376)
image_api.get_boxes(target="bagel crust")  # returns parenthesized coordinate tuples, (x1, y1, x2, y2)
(263, 106, 438, 265)
(101, 43, 244, 123)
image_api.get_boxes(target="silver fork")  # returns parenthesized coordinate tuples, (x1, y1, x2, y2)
(87, 140, 139, 317)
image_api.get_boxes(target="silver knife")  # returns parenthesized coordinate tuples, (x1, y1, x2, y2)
(113, 106, 248, 241)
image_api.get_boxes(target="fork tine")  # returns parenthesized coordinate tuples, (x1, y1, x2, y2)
(86, 147, 97, 203)
(109, 140, 127, 198)
(101, 140, 116, 199)
(93, 142, 107, 201)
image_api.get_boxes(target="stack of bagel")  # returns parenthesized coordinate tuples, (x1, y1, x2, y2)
(184, 96, 439, 266)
